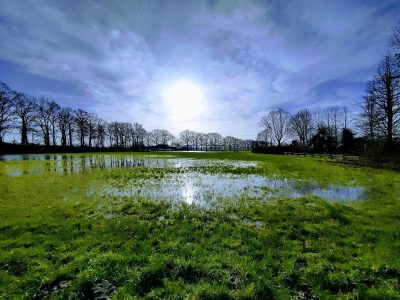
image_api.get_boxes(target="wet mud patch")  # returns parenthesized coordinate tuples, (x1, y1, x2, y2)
(34, 280, 71, 299)
(81, 279, 116, 300)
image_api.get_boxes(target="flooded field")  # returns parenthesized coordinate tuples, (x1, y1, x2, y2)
(1, 153, 365, 208)
(1, 152, 399, 299)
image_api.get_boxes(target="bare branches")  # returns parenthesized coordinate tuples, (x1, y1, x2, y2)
(0, 82, 15, 143)
(289, 109, 313, 146)
(13, 92, 37, 145)
(260, 108, 291, 147)
(361, 54, 400, 144)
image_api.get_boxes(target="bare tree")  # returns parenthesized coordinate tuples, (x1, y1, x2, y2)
(144, 130, 153, 147)
(107, 122, 118, 147)
(370, 55, 400, 145)
(330, 107, 343, 145)
(180, 130, 195, 149)
(313, 109, 325, 130)
(257, 129, 270, 146)
(87, 113, 98, 148)
(289, 109, 314, 146)
(131, 122, 146, 149)
(48, 101, 61, 146)
(207, 132, 222, 150)
(198, 133, 208, 151)
(34, 98, 52, 146)
(160, 129, 174, 146)
(193, 132, 201, 150)
(96, 119, 107, 148)
(75, 109, 89, 147)
(260, 108, 291, 147)
(14, 93, 37, 146)
(150, 129, 164, 146)
(358, 84, 379, 140)
(343, 106, 350, 130)
(224, 136, 236, 151)
(0, 82, 15, 143)
(58, 107, 75, 147)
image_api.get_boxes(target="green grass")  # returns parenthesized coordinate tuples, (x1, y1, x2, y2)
(0, 152, 399, 299)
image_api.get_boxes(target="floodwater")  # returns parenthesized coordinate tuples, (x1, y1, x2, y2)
(0, 154, 256, 176)
(0, 154, 365, 206)
(103, 172, 365, 209)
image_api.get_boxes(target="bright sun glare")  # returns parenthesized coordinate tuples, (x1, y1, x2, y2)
(163, 80, 205, 121)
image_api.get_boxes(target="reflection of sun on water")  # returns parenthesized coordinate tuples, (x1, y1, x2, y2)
(181, 178, 196, 204)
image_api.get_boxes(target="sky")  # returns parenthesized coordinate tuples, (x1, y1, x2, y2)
(0, 0, 399, 139)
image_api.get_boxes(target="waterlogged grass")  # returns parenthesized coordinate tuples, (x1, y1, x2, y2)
(0, 152, 399, 299)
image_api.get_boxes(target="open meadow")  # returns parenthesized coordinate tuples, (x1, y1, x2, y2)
(0, 151, 399, 299)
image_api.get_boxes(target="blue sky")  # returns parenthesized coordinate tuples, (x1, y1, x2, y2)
(0, 0, 399, 138)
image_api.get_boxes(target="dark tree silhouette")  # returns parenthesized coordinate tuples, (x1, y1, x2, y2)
(368, 55, 400, 147)
(75, 109, 89, 147)
(0, 82, 15, 144)
(48, 101, 61, 146)
(179, 130, 194, 149)
(341, 128, 355, 155)
(58, 107, 74, 147)
(260, 108, 291, 147)
(358, 84, 379, 140)
(310, 127, 335, 156)
(35, 98, 52, 146)
(290, 109, 314, 146)
(14, 93, 37, 146)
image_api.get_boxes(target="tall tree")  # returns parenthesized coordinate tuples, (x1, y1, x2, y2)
(48, 101, 61, 146)
(289, 109, 314, 146)
(58, 107, 75, 147)
(150, 129, 164, 146)
(371, 55, 400, 146)
(14, 93, 37, 146)
(206, 133, 222, 151)
(310, 127, 335, 155)
(358, 85, 379, 140)
(0, 82, 15, 143)
(180, 130, 195, 149)
(34, 98, 52, 146)
(260, 108, 291, 147)
(74, 109, 89, 147)
(159, 129, 174, 146)
(87, 113, 98, 148)
(96, 119, 107, 148)
(131, 122, 146, 149)
(257, 129, 270, 146)
(198, 133, 208, 151)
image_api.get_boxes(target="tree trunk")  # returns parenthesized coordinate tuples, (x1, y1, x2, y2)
(386, 81, 393, 148)
(21, 122, 28, 146)
(52, 125, 56, 146)
(68, 126, 73, 147)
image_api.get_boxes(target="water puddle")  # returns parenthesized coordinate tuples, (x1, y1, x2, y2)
(0, 154, 256, 176)
(102, 173, 365, 209)
(0, 154, 366, 206)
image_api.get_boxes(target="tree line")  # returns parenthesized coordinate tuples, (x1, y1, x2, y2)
(0, 83, 253, 151)
(257, 24, 400, 157)
(257, 106, 353, 152)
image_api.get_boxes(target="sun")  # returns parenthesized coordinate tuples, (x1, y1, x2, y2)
(163, 80, 205, 121)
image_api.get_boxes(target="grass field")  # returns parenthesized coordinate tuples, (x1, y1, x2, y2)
(0, 151, 399, 299)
